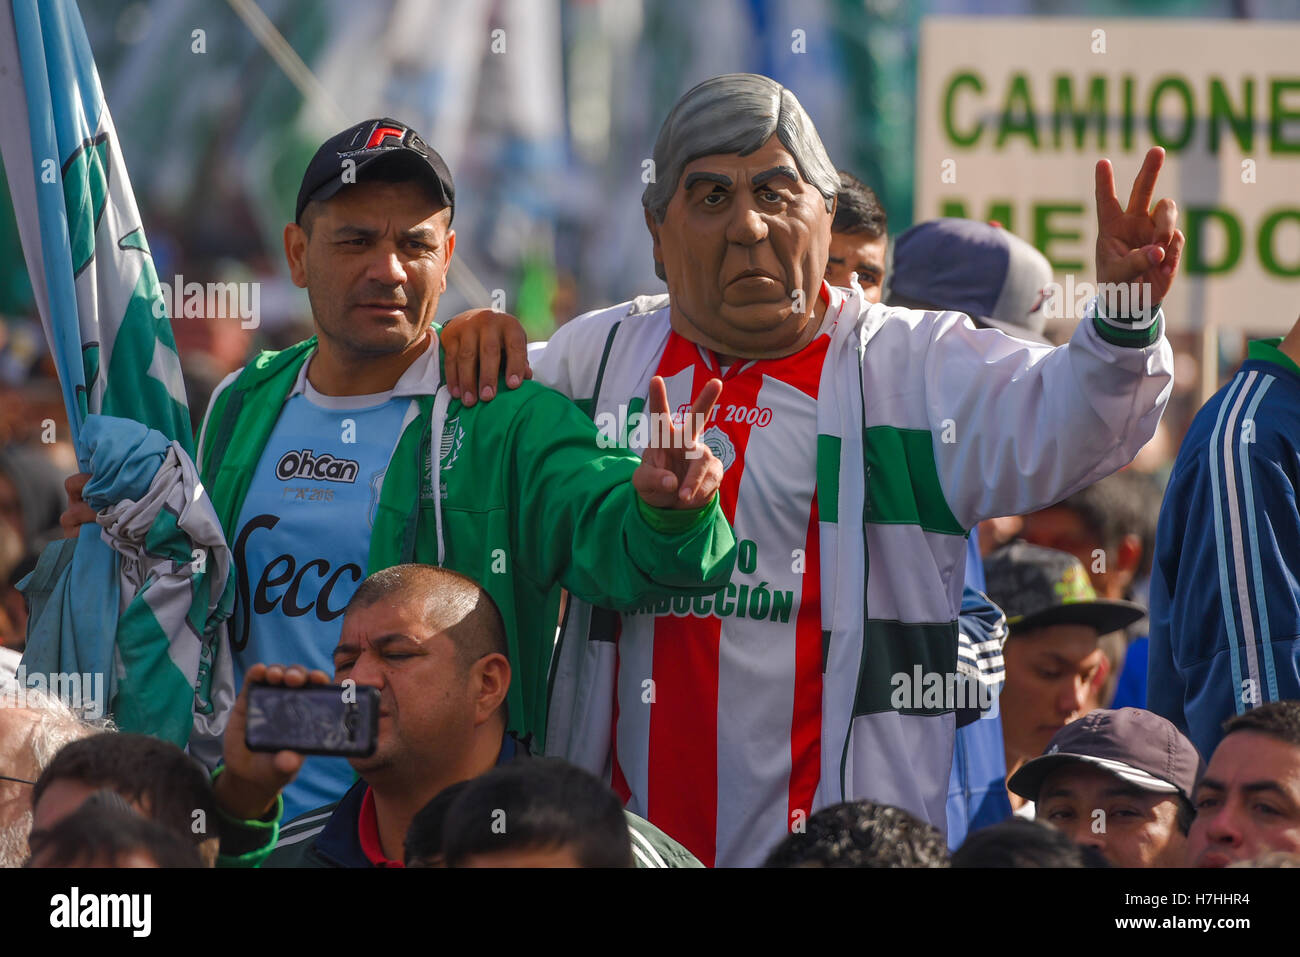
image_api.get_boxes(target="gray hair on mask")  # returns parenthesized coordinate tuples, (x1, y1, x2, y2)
(642, 73, 839, 225)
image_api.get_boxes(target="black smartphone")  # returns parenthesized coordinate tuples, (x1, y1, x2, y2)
(245, 683, 380, 757)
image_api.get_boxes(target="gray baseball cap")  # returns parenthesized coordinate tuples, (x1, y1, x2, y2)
(886, 218, 1054, 343)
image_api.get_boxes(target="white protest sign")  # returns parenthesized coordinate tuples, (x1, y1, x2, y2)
(917, 17, 1300, 332)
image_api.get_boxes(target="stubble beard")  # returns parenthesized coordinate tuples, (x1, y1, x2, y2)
(0, 808, 32, 867)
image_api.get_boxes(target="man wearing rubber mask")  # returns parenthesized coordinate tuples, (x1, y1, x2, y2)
(446, 73, 1182, 867)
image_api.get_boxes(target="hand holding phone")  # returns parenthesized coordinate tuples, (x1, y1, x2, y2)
(215, 663, 334, 821)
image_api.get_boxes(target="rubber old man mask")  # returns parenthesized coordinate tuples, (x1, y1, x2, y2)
(642, 74, 839, 362)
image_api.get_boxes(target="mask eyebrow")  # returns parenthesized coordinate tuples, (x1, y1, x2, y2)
(752, 166, 799, 188)
(684, 171, 733, 191)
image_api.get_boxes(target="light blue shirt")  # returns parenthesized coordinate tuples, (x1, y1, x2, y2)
(230, 371, 410, 818)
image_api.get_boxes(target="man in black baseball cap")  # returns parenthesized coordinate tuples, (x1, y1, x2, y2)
(984, 542, 1146, 816)
(1008, 708, 1202, 868)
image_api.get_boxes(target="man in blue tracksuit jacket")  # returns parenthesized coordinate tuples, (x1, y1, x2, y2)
(1148, 329, 1300, 761)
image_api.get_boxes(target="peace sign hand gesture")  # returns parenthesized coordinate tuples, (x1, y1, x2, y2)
(633, 375, 725, 510)
(1095, 146, 1185, 316)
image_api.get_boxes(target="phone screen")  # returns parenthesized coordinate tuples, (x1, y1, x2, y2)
(245, 683, 380, 757)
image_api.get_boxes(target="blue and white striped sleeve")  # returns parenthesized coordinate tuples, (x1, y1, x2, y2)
(1149, 370, 1300, 757)
(955, 586, 1007, 728)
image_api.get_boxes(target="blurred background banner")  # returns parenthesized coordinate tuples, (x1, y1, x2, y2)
(916, 17, 1300, 335)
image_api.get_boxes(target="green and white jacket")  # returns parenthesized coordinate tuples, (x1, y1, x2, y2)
(196, 335, 736, 752)
(537, 285, 1173, 835)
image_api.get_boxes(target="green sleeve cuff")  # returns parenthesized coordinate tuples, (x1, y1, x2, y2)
(210, 766, 283, 869)
(1092, 298, 1162, 348)
(635, 493, 718, 535)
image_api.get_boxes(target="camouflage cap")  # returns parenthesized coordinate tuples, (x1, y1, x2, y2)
(983, 541, 1146, 636)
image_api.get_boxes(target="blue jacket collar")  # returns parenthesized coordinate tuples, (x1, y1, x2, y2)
(311, 779, 371, 868)
(312, 732, 526, 867)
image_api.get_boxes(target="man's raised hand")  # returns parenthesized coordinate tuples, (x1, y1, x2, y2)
(1094, 146, 1185, 315)
(633, 375, 724, 511)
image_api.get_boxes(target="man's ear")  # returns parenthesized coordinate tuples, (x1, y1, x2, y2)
(441, 227, 456, 295)
(284, 223, 309, 289)
(1116, 534, 1142, 577)
(471, 653, 510, 728)
(1086, 651, 1111, 702)
(644, 207, 664, 275)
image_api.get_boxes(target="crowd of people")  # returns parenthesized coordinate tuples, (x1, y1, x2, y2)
(1, 72, 1299, 869)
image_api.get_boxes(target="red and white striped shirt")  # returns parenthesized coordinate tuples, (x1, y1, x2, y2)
(610, 302, 840, 867)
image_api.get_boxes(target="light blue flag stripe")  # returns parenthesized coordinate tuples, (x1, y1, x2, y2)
(11, 0, 99, 454)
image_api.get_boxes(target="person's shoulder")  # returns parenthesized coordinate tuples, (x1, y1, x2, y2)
(849, 298, 960, 347)
(552, 295, 670, 343)
(622, 810, 704, 868)
(262, 801, 341, 867)
(212, 338, 318, 407)
(460, 378, 592, 439)
(1182, 360, 1300, 459)
(1238, 360, 1300, 430)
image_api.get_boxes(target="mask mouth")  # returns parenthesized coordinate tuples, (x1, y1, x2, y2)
(729, 268, 781, 284)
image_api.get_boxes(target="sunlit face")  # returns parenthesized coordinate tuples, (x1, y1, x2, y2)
(648, 135, 833, 358)
(1187, 731, 1300, 868)
(285, 179, 454, 361)
(1036, 763, 1187, 868)
(1001, 624, 1106, 765)
(825, 231, 886, 302)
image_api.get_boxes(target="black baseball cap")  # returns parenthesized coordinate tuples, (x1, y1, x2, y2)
(295, 117, 454, 224)
(1008, 708, 1204, 803)
(983, 541, 1146, 636)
